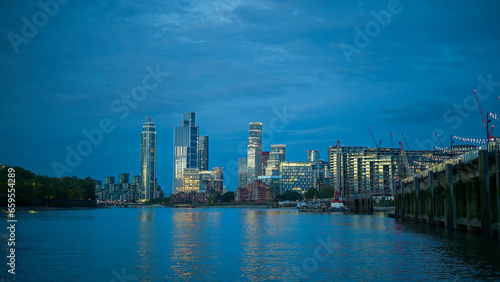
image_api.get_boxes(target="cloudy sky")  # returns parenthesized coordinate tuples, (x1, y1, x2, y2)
(1, 0, 499, 191)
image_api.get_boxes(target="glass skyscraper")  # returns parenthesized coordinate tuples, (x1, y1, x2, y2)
(266, 144, 286, 176)
(140, 117, 156, 201)
(247, 122, 262, 185)
(238, 158, 247, 188)
(174, 112, 200, 193)
(198, 135, 209, 171)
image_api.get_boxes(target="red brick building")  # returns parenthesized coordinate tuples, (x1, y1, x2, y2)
(235, 180, 274, 203)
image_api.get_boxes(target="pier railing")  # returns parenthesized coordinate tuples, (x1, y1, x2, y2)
(404, 140, 500, 183)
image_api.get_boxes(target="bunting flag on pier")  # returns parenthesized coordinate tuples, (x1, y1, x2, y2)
(452, 135, 487, 144)
(489, 112, 500, 121)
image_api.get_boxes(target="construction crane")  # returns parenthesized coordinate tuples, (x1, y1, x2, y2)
(474, 89, 494, 140)
(435, 133, 444, 149)
(368, 127, 382, 148)
(399, 142, 413, 178)
(402, 134, 410, 150)
(390, 131, 394, 148)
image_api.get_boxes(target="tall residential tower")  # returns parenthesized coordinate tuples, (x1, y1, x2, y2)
(198, 135, 209, 171)
(174, 112, 200, 193)
(140, 117, 157, 201)
(247, 122, 262, 185)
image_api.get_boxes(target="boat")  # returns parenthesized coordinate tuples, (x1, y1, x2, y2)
(173, 204, 196, 208)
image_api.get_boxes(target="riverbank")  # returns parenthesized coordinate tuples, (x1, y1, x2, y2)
(1, 205, 101, 212)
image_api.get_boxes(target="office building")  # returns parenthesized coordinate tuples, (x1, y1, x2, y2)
(140, 117, 156, 201)
(279, 162, 314, 193)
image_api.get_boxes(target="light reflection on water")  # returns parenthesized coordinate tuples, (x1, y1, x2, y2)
(6, 207, 500, 281)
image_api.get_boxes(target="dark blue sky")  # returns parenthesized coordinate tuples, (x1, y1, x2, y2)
(1, 0, 499, 191)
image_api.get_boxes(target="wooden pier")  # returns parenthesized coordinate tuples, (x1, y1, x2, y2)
(395, 142, 500, 239)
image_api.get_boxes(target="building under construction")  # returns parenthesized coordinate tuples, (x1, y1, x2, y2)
(327, 145, 476, 198)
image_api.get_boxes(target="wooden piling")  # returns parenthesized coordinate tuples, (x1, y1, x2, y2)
(429, 171, 435, 226)
(446, 164, 456, 231)
(479, 150, 492, 238)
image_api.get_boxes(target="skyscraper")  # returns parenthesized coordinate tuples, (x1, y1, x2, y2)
(266, 144, 286, 176)
(174, 112, 200, 193)
(262, 151, 270, 175)
(140, 117, 156, 201)
(238, 158, 247, 188)
(199, 135, 209, 171)
(306, 150, 320, 163)
(247, 122, 262, 185)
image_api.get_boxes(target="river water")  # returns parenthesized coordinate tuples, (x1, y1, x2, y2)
(2, 206, 500, 281)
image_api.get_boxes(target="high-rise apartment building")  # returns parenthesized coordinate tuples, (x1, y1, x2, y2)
(238, 158, 247, 188)
(199, 136, 209, 171)
(246, 122, 262, 185)
(174, 112, 200, 193)
(140, 117, 156, 201)
(327, 145, 451, 197)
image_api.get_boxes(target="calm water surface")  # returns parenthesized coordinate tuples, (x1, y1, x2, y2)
(3, 206, 500, 281)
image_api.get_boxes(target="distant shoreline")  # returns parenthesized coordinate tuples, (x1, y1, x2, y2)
(1, 204, 395, 212)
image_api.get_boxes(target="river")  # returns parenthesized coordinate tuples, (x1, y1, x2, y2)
(2, 206, 500, 281)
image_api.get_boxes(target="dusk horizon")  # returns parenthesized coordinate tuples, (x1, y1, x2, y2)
(2, 0, 499, 191)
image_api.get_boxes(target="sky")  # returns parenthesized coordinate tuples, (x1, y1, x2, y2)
(1, 0, 500, 191)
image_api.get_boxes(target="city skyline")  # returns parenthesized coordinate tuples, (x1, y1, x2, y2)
(1, 1, 500, 190)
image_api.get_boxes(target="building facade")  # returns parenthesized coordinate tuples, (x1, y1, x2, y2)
(266, 144, 286, 176)
(182, 168, 200, 193)
(235, 180, 274, 203)
(311, 161, 330, 189)
(306, 150, 320, 163)
(279, 162, 314, 193)
(199, 167, 224, 194)
(140, 117, 156, 201)
(247, 122, 262, 185)
(198, 135, 209, 171)
(174, 112, 200, 193)
(238, 158, 247, 188)
(327, 145, 452, 197)
(96, 174, 140, 202)
(262, 151, 270, 176)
